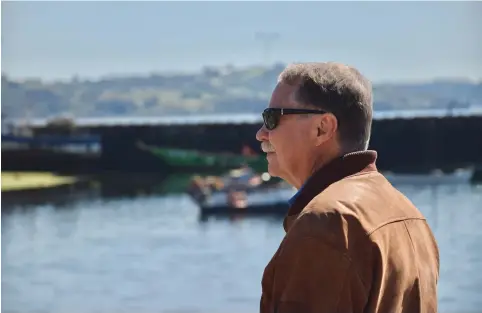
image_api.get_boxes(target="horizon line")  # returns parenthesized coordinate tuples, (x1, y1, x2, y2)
(2, 62, 481, 85)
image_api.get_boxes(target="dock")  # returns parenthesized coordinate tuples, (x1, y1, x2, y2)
(3, 108, 482, 175)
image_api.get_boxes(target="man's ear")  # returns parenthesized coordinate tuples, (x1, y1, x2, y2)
(321, 113, 338, 135)
(315, 113, 338, 145)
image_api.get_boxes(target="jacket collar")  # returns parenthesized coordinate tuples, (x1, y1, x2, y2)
(283, 150, 378, 232)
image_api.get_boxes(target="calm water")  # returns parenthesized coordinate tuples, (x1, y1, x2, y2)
(2, 181, 482, 313)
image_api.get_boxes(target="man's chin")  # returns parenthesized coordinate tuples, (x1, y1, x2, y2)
(266, 158, 281, 178)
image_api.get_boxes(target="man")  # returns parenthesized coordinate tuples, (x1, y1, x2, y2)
(256, 62, 439, 313)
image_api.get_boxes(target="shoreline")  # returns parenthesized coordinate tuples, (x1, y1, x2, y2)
(1, 172, 78, 192)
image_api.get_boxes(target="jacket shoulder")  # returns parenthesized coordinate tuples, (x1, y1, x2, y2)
(290, 172, 426, 250)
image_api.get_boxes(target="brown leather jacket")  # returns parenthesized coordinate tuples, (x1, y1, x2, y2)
(260, 151, 439, 313)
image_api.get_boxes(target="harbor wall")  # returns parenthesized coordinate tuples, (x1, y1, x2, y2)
(96, 114, 482, 174)
(3, 113, 482, 175)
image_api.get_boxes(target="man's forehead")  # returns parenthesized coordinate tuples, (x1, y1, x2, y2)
(269, 83, 299, 108)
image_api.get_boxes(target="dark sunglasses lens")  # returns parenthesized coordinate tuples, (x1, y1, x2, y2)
(263, 110, 278, 130)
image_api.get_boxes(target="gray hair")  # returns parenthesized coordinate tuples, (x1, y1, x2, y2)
(278, 62, 373, 153)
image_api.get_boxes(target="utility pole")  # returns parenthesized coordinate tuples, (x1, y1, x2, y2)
(255, 32, 280, 65)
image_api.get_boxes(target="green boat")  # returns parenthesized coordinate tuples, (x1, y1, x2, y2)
(136, 141, 268, 173)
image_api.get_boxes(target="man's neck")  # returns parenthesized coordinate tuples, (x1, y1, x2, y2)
(294, 150, 341, 189)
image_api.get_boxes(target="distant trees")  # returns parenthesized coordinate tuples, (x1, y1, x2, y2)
(2, 65, 481, 118)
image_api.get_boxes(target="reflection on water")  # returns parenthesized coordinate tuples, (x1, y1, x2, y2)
(2, 177, 482, 313)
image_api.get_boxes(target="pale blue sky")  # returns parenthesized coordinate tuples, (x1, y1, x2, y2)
(2, 1, 481, 83)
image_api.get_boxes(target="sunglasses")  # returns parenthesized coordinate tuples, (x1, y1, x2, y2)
(262, 108, 327, 130)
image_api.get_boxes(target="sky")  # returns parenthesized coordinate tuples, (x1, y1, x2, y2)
(2, 1, 481, 83)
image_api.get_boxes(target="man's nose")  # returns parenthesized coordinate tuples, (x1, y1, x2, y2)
(256, 125, 268, 142)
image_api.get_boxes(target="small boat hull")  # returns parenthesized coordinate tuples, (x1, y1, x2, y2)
(200, 202, 289, 217)
(198, 185, 295, 217)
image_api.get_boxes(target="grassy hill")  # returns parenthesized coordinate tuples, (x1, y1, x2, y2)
(2, 63, 481, 119)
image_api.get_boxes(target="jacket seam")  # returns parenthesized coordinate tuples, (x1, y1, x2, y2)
(297, 217, 426, 297)
(403, 220, 423, 303)
(367, 217, 426, 236)
(312, 216, 426, 293)
(347, 217, 426, 293)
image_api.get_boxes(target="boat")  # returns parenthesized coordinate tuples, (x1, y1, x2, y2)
(136, 141, 268, 173)
(198, 184, 296, 217)
(186, 166, 284, 203)
(200, 201, 290, 217)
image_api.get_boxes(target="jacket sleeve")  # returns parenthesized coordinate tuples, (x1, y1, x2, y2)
(275, 235, 367, 313)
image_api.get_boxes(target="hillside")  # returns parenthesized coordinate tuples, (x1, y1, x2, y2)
(2, 63, 481, 119)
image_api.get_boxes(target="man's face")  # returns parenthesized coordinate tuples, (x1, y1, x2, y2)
(255, 83, 319, 186)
